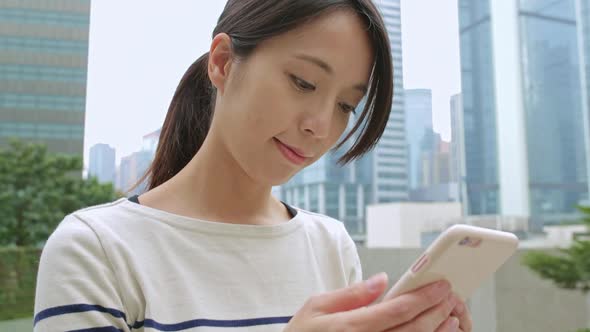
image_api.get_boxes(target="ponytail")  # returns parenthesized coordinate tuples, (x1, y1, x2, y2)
(136, 53, 215, 191)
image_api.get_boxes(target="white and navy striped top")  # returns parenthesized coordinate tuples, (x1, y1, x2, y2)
(33, 197, 362, 331)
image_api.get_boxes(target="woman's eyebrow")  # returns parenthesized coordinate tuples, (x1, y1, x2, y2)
(294, 53, 333, 74)
(293, 53, 368, 93)
(354, 84, 368, 94)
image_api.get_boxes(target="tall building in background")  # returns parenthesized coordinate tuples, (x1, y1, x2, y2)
(280, 0, 408, 240)
(117, 150, 152, 196)
(89, 143, 115, 184)
(281, 145, 373, 237)
(576, 0, 590, 200)
(450, 93, 467, 208)
(410, 128, 460, 203)
(405, 89, 433, 190)
(458, 0, 589, 227)
(0, 1, 91, 155)
(142, 128, 161, 156)
(116, 128, 160, 195)
(372, 0, 408, 204)
(420, 135, 451, 184)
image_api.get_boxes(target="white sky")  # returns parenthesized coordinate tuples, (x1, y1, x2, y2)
(83, 0, 461, 168)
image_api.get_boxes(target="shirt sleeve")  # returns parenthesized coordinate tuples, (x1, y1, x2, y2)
(341, 227, 364, 285)
(33, 214, 132, 332)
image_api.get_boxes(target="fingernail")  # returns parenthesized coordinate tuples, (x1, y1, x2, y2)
(366, 272, 387, 293)
(437, 280, 451, 292)
(455, 301, 465, 315)
(450, 317, 460, 330)
(448, 294, 458, 307)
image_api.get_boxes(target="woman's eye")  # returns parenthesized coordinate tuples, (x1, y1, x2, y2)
(339, 103, 357, 114)
(290, 75, 316, 92)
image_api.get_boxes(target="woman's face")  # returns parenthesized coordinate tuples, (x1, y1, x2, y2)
(209, 10, 374, 186)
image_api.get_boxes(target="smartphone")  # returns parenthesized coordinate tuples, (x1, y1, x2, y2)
(383, 224, 519, 301)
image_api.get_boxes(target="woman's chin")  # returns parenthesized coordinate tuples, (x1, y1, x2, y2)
(262, 171, 298, 188)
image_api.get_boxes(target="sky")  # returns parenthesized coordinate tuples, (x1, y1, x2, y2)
(84, 0, 461, 168)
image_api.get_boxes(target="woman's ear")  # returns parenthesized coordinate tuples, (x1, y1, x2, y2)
(208, 33, 233, 94)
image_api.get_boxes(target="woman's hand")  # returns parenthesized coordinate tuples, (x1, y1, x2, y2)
(450, 296, 473, 332)
(283, 273, 472, 332)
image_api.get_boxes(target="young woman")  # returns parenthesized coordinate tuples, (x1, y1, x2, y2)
(34, 1, 472, 331)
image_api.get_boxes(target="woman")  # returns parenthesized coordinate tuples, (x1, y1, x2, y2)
(34, 0, 472, 331)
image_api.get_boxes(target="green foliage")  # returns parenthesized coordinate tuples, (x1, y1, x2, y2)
(522, 206, 590, 293)
(0, 247, 40, 320)
(0, 139, 122, 246)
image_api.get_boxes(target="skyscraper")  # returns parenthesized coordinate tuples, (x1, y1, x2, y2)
(372, 0, 408, 204)
(450, 93, 467, 207)
(405, 89, 433, 190)
(576, 0, 590, 200)
(116, 129, 161, 195)
(418, 132, 451, 188)
(279, 0, 408, 239)
(0, 1, 91, 156)
(117, 150, 152, 196)
(142, 128, 161, 156)
(89, 143, 115, 184)
(458, 0, 589, 226)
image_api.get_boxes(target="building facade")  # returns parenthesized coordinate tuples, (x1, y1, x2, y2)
(0, 0, 91, 156)
(89, 143, 115, 184)
(458, 0, 589, 226)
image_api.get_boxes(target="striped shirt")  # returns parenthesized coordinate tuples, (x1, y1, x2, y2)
(33, 197, 363, 331)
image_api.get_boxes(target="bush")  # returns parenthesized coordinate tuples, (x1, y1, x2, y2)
(0, 246, 41, 320)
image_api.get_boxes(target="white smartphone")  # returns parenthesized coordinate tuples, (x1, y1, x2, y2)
(383, 224, 519, 301)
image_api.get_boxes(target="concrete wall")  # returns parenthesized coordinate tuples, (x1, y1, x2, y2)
(358, 247, 589, 332)
(366, 202, 462, 248)
(543, 225, 588, 248)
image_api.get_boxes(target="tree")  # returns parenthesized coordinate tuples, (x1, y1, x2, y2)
(0, 139, 122, 247)
(522, 206, 590, 293)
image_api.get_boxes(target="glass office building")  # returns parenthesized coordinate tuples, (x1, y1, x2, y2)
(459, 0, 589, 226)
(0, 0, 91, 155)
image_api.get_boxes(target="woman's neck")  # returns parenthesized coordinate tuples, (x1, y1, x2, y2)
(139, 136, 291, 225)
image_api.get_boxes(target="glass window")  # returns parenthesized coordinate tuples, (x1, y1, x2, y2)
(309, 184, 319, 213)
(0, 122, 84, 140)
(519, 0, 576, 21)
(459, 5, 499, 215)
(520, 5, 587, 216)
(0, 64, 87, 83)
(0, 7, 90, 27)
(345, 184, 358, 217)
(0, 94, 85, 112)
(325, 184, 339, 219)
(0, 36, 88, 54)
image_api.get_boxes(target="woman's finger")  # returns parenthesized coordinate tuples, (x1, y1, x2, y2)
(452, 299, 473, 332)
(433, 316, 460, 332)
(339, 280, 452, 332)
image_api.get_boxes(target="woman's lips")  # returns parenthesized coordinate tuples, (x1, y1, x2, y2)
(273, 138, 310, 165)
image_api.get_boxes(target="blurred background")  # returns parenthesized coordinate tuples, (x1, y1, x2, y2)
(0, 0, 589, 331)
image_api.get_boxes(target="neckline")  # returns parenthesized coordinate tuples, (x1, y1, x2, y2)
(119, 197, 304, 238)
(128, 194, 298, 219)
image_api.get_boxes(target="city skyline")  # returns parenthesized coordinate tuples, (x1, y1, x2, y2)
(83, 0, 462, 167)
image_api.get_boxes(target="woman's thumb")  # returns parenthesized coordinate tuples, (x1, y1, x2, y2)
(309, 272, 389, 314)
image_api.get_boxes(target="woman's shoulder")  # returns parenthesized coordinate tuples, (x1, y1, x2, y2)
(70, 197, 132, 218)
(44, 197, 140, 249)
(65, 197, 142, 228)
(294, 208, 355, 245)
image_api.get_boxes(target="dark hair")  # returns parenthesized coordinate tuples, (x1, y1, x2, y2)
(143, 0, 393, 191)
